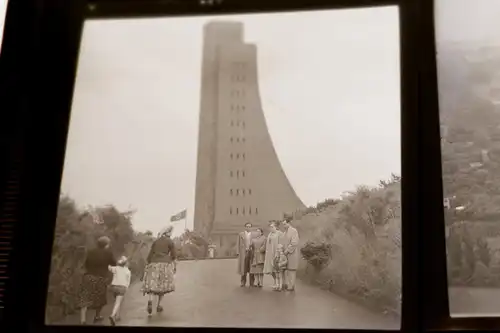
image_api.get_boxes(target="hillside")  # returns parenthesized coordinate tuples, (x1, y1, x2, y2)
(438, 42, 500, 221)
(293, 178, 401, 316)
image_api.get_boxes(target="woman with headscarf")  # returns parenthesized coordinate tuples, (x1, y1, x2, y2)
(142, 225, 177, 315)
(250, 228, 267, 287)
(78, 236, 117, 325)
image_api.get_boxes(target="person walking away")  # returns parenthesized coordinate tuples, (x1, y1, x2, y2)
(282, 219, 300, 291)
(263, 221, 284, 289)
(273, 244, 288, 291)
(78, 236, 117, 325)
(142, 225, 177, 316)
(108, 256, 131, 326)
(250, 228, 266, 287)
(237, 222, 255, 287)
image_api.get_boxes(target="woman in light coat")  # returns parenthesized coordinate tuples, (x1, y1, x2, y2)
(263, 221, 284, 289)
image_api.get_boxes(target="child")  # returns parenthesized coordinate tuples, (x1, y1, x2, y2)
(108, 256, 131, 326)
(273, 244, 288, 291)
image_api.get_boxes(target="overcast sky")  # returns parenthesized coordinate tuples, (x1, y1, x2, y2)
(60, 6, 401, 237)
(436, 0, 500, 43)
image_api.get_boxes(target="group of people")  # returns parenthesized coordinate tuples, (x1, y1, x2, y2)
(76, 225, 177, 325)
(237, 219, 300, 291)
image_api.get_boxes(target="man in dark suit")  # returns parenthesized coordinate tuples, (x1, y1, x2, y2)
(236, 222, 255, 287)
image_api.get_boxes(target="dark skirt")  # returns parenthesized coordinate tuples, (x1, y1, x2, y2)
(77, 274, 108, 309)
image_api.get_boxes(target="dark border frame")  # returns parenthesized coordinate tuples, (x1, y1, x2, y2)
(420, 0, 500, 330)
(1, 0, 419, 332)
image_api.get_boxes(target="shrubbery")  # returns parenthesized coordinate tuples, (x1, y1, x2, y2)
(294, 175, 402, 316)
(45, 195, 146, 324)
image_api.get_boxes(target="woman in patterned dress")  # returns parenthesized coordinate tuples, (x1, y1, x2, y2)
(78, 236, 117, 325)
(142, 225, 177, 315)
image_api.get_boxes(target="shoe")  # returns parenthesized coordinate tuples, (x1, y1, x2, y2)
(147, 301, 153, 315)
(93, 316, 103, 323)
(157, 305, 163, 313)
(109, 316, 116, 326)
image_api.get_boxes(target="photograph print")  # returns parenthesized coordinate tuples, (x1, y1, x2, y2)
(436, 0, 500, 318)
(46, 5, 402, 330)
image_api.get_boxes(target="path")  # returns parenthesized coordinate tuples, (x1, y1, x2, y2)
(449, 287, 500, 316)
(56, 259, 399, 329)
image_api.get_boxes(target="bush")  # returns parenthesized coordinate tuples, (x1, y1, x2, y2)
(300, 241, 332, 270)
(45, 196, 144, 324)
(294, 177, 402, 316)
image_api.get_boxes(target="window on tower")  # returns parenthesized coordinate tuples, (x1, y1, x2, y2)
(249, 206, 252, 215)
(230, 171, 233, 177)
(242, 153, 246, 160)
(237, 138, 240, 143)
(255, 207, 258, 214)
(236, 153, 240, 159)
(236, 208, 239, 214)
(242, 138, 246, 143)
(236, 170, 239, 178)
(230, 137, 233, 143)
(236, 189, 239, 196)
(230, 189, 233, 196)
(242, 170, 245, 177)
(231, 121, 234, 126)
(230, 207, 232, 215)
(242, 189, 246, 196)
(230, 153, 233, 159)
(242, 105, 245, 111)
(242, 122, 246, 129)
(249, 189, 252, 195)
(242, 207, 245, 215)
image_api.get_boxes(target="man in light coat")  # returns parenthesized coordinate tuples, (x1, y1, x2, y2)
(282, 219, 300, 291)
(236, 222, 255, 287)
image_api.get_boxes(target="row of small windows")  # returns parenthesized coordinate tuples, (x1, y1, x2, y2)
(230, 153, 246, 160)
(230, 188, 252, 196)
(231, 75, 246, 82)
(230, 105, 246, 111)
(230, 170, 246, 178)
(230, 137, 246, 143)
(230, 120, 246, 128)
(230, 207, 258, 215)
(231, 90, 245, 97)
(233, 62, 246, 68)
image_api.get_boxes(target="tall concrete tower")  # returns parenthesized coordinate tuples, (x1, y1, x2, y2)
(194, 21, 305, 252)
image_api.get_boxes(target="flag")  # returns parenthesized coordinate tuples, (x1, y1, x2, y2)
(170, 209, 187, 222)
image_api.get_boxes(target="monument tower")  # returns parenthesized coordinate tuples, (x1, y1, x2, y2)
(194, 21, 305, 251)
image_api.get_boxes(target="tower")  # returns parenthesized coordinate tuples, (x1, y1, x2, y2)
(193, 21, 305, 252)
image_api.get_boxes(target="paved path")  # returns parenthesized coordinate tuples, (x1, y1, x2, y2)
(56, 259, 399, 329)
(449, 287, 500, 317)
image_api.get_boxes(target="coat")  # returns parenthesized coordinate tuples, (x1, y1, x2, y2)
(251, 235, 266, 266)
(236, 231, 253, 275)
(263, 230, 284, 274)
(283, 226, 300, 270)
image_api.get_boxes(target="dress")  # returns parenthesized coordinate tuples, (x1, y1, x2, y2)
(142, 236, 176, 296)
(250, 235, 266, 274)
(77, 247, 116, 309)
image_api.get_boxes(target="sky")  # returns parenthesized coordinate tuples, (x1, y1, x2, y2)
(0, 0, 7, 54)
(435, 0, 500, 43)
(60, 6, 401, 237)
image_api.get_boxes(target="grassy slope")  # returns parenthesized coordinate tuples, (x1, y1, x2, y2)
(294, 183, 401, 316)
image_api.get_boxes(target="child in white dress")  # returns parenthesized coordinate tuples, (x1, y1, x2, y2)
(108, 256, 131, 325)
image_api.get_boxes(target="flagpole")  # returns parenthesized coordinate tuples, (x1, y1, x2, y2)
(184, 210, 187, 232)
